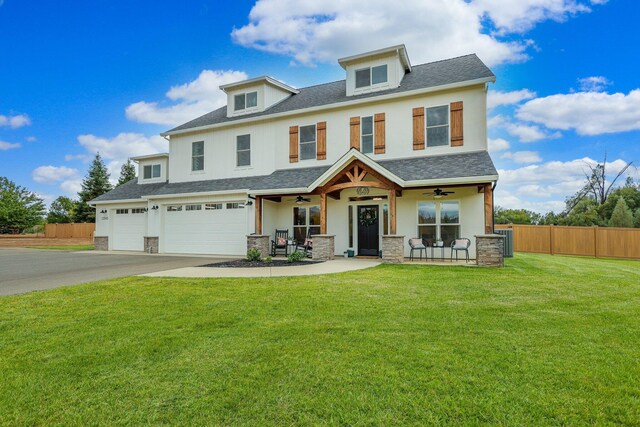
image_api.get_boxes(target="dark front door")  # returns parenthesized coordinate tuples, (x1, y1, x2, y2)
(357, 205, 379, 256)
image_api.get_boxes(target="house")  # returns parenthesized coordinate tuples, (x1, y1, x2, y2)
(91, 45, 498, 261)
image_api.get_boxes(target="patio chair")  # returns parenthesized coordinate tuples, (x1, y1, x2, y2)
(408, 238, 426, 261)
(295, 230, 313, 258)
(271, 229, 290, 257)
(450, 238, 471, 262)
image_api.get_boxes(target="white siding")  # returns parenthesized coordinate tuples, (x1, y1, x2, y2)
(137, 157, 168, 184)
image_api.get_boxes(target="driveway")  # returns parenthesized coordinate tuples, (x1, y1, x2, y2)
(0, 248, 235, 296)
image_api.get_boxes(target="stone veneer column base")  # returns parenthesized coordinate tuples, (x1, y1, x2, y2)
(247, 235, 270, 258)
(94, 236, 108, 251)
(475, 234, 505, 267)
(382, 235, 405, 263)
(311, 235, 335, 261)
(144, 236, 159, 254)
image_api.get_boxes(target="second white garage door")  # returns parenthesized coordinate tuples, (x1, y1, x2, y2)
(163, 202, 248, 255)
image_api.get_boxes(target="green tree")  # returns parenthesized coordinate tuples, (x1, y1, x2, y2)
(634, 208, 640, 228)
(0, 177, 46, 233)
(73, 154, 112, 223)
(494, 207, 541, 224)
(599, 185, 640, 222)
(117, 159, 136, 186)
(47, 196, 76, 224)
(608, 197, 634, 228)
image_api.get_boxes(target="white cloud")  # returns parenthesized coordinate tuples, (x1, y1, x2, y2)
(231, 0, 603, 67)
(26, 136, 37, 142)
(0, 140, 21, 150)
(504, 121, 561, 142)
(59, 179, 83, 196)
(517, 89, 640, 135)
(0, 113, 31, 129)
(125, 69, 248, 127)
(32, 166, 80, 184)
(487, 89, 536, 109)
(577, 76, 612, 92)
(500, 150, 542, 164)
(488, 137, 510, 152)
(76, 133, 168, 162)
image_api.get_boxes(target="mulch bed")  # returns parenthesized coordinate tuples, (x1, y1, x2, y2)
(201, 259, 324, 268)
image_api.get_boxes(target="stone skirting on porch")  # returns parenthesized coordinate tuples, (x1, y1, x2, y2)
(311, 235, 335, 261)
(247, 234, 270, 258)
(94, 236, 108, 251)
(144, 237, 159, 254)
(381, 235, 405, 263)
(475, 234, 505, 267)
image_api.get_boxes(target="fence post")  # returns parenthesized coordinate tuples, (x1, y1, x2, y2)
(549, 225, 554, 256)
(593, 226, 598, 258)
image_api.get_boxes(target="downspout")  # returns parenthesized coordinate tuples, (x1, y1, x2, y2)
(492, 181, 497, 234)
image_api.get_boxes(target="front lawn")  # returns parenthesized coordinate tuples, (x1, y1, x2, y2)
(1, 253, 639, 425)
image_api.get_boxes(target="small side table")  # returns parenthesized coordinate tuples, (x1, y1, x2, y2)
(431, 242, 445, 261)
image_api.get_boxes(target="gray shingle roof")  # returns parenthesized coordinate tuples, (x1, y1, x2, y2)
(90, 152, 497, 203)
(166, 54, 494, 134)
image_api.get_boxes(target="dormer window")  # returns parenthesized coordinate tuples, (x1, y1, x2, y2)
(234, 91, 258, 111)
(355, 65, 388, 89)
(143, 164, 161, 179)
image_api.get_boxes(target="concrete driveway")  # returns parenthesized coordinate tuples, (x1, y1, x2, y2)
(0, 248, 234, 296)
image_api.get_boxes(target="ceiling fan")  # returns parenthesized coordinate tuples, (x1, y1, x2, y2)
(285, 195, 311, 204)
(423, 188, 455, 199)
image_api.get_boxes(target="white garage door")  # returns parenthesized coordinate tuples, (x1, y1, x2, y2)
(163, 202, 248, 255)
(112, 208, 146, 251)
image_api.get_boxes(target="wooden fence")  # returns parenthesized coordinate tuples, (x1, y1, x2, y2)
(44, 223, 95, 239)
(495, 224, 640, 259)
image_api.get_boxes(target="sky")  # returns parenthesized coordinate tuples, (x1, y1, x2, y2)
(1, 0, 639, 212)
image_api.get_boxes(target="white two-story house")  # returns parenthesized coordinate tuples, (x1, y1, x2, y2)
(91, 45, 498, 260)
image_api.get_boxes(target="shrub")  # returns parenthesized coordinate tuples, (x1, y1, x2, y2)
(264, 256, 273, 264)
(287, 250, 305, 263)
(246, 248, 262, 261)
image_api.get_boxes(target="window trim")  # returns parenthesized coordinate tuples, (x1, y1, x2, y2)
(116, 209, 129, 215)
(236, 134, 251, 168)
(360, 115, 375, 154)
(416, 200, 461, 244)
(354, 64, 389, 89)
(298, 123, 317, 161)
(234, 91, 258, 112)
(185, 204, 202, 211)
(205, 203, 223, 210)
(293, 204, 321, 241)
(425, 104, 450, 148)
(167, 205, 183, 212)
(142, 164, 161, 180)
(191, 141, 204, 172)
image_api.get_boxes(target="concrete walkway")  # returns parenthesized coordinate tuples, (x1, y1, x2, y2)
(140, 258, 381, 278)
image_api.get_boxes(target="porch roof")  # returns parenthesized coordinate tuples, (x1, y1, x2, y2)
(91, 151, 498, 204)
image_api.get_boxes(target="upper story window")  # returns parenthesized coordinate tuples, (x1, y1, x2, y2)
(426, 105, 449, 147)
(299, 124, 316, 161)
(361, 116, 374, 154)
(234, 91, 258, 111)
(143, 164, 161, 179)
(236, 134, 251, 167)
(355, 64, 388, 89)
(192, 141, 204, 171)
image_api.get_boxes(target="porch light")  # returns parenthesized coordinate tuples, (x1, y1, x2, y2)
(151, 205, 159, 210)
(433, 195, 443, 199)
(100, 209, 107, 214)
(245, 200, 253, 206)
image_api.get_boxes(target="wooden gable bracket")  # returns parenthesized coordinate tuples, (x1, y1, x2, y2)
(318, 160, 401, 195)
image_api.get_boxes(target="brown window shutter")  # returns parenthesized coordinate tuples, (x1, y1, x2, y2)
(289, 125, 299, 163)
(374, 113, 385, 154)
(350, 116, 360, 150)
(317, 121, 327, 160)
(450, 101, 463, 147)
(412, 107, 425, 150)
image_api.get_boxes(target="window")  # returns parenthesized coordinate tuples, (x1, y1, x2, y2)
(355, 64, 388, 89)
(192, 141, 204, 171)
(361, 116, 374, 154)
(293, 205, 320, 242)
(426, 105, 449, 147)
(131, 208, 146, 214)
(205, 203, 223, 210)
(417, 201, 460, 246)
(167, 205, 182, 212)
(383, 204, 389, 235)
(299, 124, 316, 161)
(226, 202, 244, 209)
(116, 209, 128, 214)
(186, 204, 202, 211)
(236, 134, 251, 167)
(234, 91, 258, 111)
(143, 164, 161, 179)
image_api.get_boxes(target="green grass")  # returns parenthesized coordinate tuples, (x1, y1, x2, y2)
(26, 244, 94, 251)
(1, 253, 639, 425)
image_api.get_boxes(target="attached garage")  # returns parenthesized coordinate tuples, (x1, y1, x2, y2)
(111, 208, 147, 251)
(162, 202, 248, 255)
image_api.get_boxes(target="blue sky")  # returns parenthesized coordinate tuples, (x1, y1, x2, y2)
(1, 0, 638, 212)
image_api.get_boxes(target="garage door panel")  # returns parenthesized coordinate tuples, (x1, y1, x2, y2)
(112, 210, 146, 251)
(163, 205, 247, 255)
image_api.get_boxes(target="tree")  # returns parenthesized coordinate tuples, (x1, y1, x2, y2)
(634, 209, 640, 228)
(599, 185, 640, 222)
(117, 159, 136, 186)
(73, 154, 112, 223)
(0, 177, 46, 233)
(494, 207, 541, 224)
(47, 196, 76, 224)
(608, 197, 634, 228)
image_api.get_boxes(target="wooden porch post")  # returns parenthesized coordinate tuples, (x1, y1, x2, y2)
(255, 195, 262, 234)
(389, 190, 397, 235)
(484, 184, 493, 234)
(320, 192, 327, 234)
